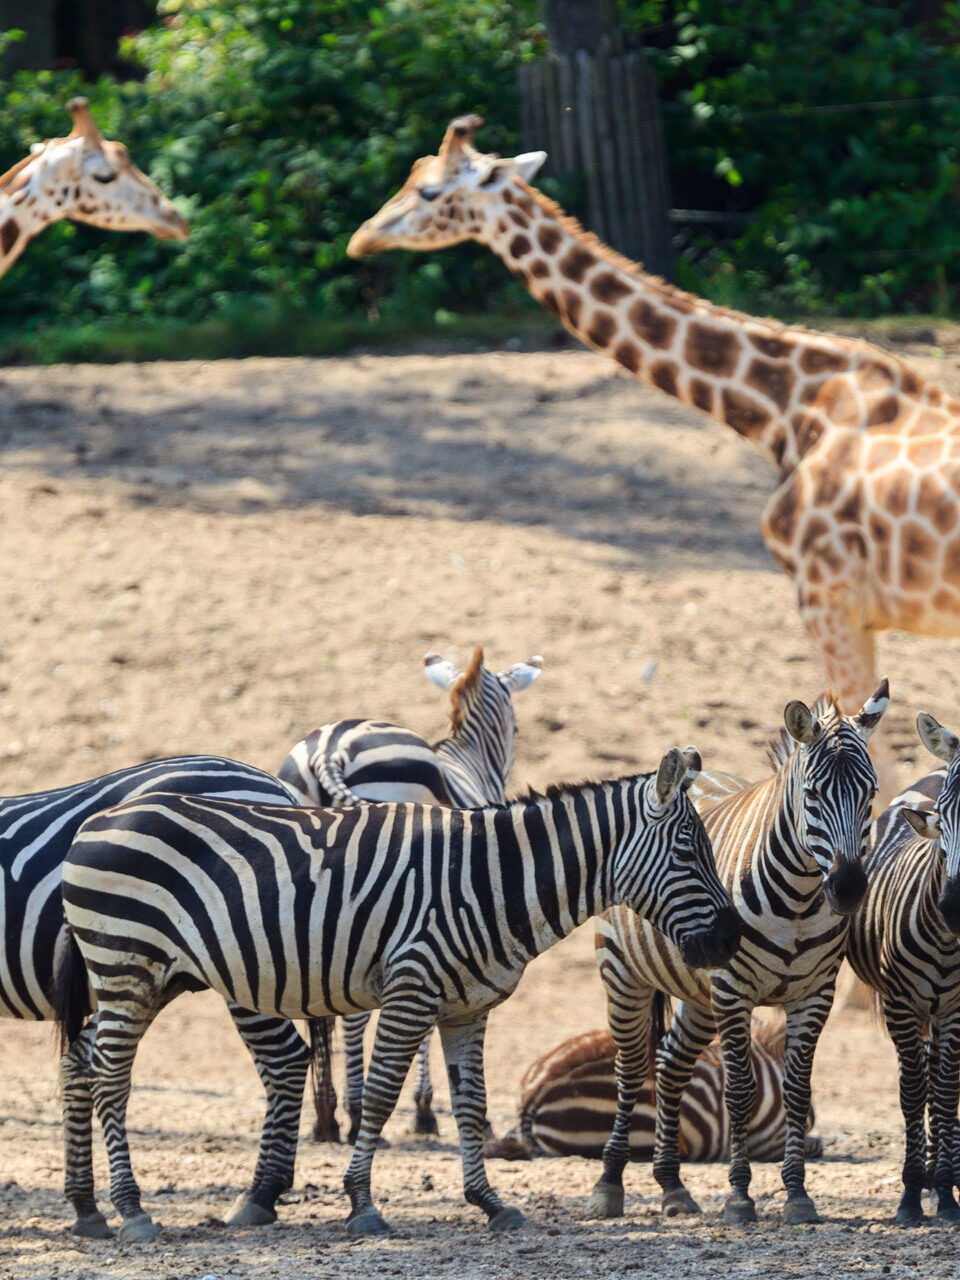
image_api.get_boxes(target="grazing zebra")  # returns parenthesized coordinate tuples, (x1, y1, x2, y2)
(846, 711, 960, 1224)
(483, 1012, 821, 1162)
(0, 755, 307, 1239)
(279, 646, 542, 1142)
(586, 683, 888, 1227)
(56, 747, 741, 1241)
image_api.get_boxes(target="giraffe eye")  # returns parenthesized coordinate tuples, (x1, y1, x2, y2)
(418, 186, 441, 202)
(92, 171, 117, 184)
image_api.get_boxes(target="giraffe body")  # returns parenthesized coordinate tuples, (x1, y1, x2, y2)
(349, 116, 960, 789)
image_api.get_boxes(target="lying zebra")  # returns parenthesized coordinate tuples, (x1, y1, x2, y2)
(279, 646, 542, 1141)
(483, 1012, 821, 1163)
(846, 711, 960, 1224)
(56, 748, 741, 1240)
(588, 684, 888, 1226)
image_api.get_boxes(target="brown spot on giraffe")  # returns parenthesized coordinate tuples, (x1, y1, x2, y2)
(589, 272, 633, 306)
(800, 347, 847, 375)
(917, 473, 957, 535)
(690, 378, 713, 413)
(867, 396, 900, 427)
(559, 246, 597, 283)
(561, 289, 582, 328)
(902, 369, 923, 396)
(686, 323, 739, 377)
(746, 358, 795, 411)
(800, 516, 830, 555)
(840, 530, 868, 559)
(764, 484, 799, 546)
(945, 536, 960, 590)
(834, 488, 863, 526)
(651, 362, 679, 396)
(509, 234, 532, 258)
(750, 334, 794, 359)
(517, 196, 536, 217)
(628, 300, 676, 350)
(529, 259, 550, 279)
(541, 289, 560, 316)
(502, 188, 515, 205)
(508, 210, 530, 229)
(880, 471, 911, 519)
(537, 225, 562, 254)
(586, 311, 617, 348)
(0, 219, 19, 256)
(722, 388, 770, 439)
(816, 377, 860, 427)
(613, 341, 641, 373)
(792, 413, 826, 457)
(860, 361, 896, 392)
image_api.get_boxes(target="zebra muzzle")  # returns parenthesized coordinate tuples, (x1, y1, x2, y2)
(823, 855, 867, 916)
(937, 876, 960, 935)
(679, 905, 742, 969)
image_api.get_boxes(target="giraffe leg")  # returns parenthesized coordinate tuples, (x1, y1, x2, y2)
(780, 992, 833, 1223)
(715, 1000, 758, 1224)
(585, 981, 656, 1218)
(438, 1014, 521, 1229)
(885, 998, 928, 1224)
(61, 1017, 113, 1238)
(412, 1031, 440, 1135)
(342, 994, 435, 1235)
(222, 1005, 311, 1226)
(652, 1000, 716, 1217)
(930, 1014, 960, 1222)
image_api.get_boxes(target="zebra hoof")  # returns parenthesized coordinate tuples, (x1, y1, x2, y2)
(488, 1205, 525, 1232)
(117, 1212, 159, 1245)
(895, 1190, 925, 1226)
(224, 1194, 277, 1227)
(662, 1188, 701, 1218)
(783, 1193, 820, 1225)
(722, 1194, 757, 1225)
(71, 1210, 114, 1239)
(413, 1110, 440, 1136)
(936, 1192, 960, 1224)
(345, 1206, 391, 1237)
(584, 1180, 624, 1219)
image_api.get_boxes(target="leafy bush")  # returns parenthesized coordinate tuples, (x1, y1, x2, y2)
(0, 0, 542, 335)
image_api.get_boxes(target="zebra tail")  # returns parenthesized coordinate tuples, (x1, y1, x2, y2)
(649, 989, 672, 1063)
(53, 927, 91, 1058)
(308, 1016, 340, 1143)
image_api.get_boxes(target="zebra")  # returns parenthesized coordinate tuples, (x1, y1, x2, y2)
(55, 746, 741, 1241)
(0, 754, 309, 1239)
(279, 646, 542, 1142)
(846, 710, 960, 1224)
(586, 682, 889, 1227)
(482, 1012, 821, 1163)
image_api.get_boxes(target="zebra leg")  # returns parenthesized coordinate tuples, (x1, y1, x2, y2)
(342, 996, 434, 1236)
(925, 1023, 940, 1191)
(716, 1001, 758, 1225)
(89, 1003, 160, 1245)
(342, 1010, 371, 1144)
(930, 1014, 960, 1222)
(222, 1006, 311, 1227)
(61, 1017, 113, 1239)
(886, 998, 928, 1225)
(780, 993, 832, 1224)
(585, 983, 656, 1219)
(652, 1000, 716, 1218)
(438, 1014, 522, 1230)
(413, 1030, 440, 1135)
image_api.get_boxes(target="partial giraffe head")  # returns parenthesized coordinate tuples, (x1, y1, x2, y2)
(774, 679, 890, 915)
(903, 711, 960, 933)
(347, 114, 545, 258)
(0, 97, 188, 254)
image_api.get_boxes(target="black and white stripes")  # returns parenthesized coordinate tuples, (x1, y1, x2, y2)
(56, 748, 740, 1239)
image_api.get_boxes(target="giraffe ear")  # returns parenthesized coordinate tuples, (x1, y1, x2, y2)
(423, 653, 461, 692)
(917, 711, 960, 764)
(852, 677, 890, 741)
(901, 807, 941, 841)
(784, 699, 821, 746)
(479, 153, 547, 188)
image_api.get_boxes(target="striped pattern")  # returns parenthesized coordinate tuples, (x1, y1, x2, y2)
(846, 709, 960, 1224)
(587, 684, 888, 1227)
(485, 1015, 820, 1162)
(277, 647, 542, 1141)
(0, 755, 306, 1239)
(57, 750, 739, 1237)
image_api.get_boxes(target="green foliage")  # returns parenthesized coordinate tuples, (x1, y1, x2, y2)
(0, 0, 542, 334)
(625, 0, 960, 314)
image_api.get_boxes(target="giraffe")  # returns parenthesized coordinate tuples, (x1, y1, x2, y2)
(0, 96, 187, 281)
(348, 115, 960, 795)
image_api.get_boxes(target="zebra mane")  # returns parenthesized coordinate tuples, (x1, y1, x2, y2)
(764, 692, 843, 770)
(448, 646, 485, 733)
(507, 777, 608, 807)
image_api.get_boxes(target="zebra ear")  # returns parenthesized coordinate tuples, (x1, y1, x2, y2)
(681, 746, 702, 791)
(917, 711, 960, 764)
(501, 655, 543, 693)
(852, 677, 890, 741)
(423, 653, 461, 691)
(901, 807, 941, 841)
(784, 699, 821, 746)
(654, 747, 686, 807)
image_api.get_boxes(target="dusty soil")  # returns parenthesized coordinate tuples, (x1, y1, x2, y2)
(0, 339, 958, 1279)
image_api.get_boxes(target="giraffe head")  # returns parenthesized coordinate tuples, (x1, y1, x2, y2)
(0, 98, 188, 246)
(904, 712, 960, 933)
(347, 114, 545, 257)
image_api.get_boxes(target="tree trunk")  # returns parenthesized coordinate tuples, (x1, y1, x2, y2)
(539, 0, 620, 57)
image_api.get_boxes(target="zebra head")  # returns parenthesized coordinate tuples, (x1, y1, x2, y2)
(616, 747, 741, 969)
(903, 712, 960, 934)
(782, 680, 889, 916)
(424, 647, 542, 798)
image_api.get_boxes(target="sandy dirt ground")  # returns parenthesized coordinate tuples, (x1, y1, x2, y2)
(0, 335, 958, 1279)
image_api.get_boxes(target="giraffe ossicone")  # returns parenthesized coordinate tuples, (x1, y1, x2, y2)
(0, 96, 188, 281)
(350, 115, 960, 798)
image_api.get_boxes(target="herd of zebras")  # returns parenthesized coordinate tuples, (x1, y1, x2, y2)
(0, 623, 946, 1244)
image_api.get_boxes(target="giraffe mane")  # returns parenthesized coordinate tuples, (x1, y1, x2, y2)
(764, 691, 843, 769)
(448, 645, 484, 733)
(0, 152, 37, 193)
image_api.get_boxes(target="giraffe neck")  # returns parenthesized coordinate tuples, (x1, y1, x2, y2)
(476, 183, 862, 471)
(0, 195, 46, 281)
